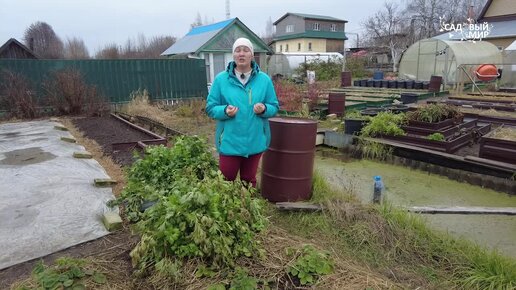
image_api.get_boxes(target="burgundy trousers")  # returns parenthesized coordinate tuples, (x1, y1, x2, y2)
(219, 153, 263, 187)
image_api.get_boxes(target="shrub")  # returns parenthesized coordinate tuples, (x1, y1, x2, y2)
(42, 68, 108, 116)
(294, 56, 342, 81)
(0, 70, 38, 119)
(346, 56, 368, 78)
(273, 80, 303, 112)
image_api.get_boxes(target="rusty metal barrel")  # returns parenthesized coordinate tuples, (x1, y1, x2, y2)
(328, 92, 346, 116)
(341, 71, 352, 87)
(261, 117, 317, 202)
(428, 75, 442, 92)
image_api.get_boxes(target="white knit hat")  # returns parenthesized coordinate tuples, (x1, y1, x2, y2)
(232, 37, 254, 55)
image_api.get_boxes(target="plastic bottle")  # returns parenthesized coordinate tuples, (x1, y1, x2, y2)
(373, 175, 384, 203)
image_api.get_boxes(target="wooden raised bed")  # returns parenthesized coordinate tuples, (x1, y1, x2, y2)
(402, 119, 477, 138)
(479, 125, 516, 165)
(382, 124, 491, 153)
(407, 118, 456, 130)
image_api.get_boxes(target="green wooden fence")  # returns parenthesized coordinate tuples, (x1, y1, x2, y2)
(0, 59, 208, 103)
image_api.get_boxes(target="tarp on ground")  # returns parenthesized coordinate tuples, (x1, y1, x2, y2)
(0, 120, 115, 270)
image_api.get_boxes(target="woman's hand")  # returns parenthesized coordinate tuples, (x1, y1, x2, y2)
(225, 105, 239, 117)
(253, 103, 266, 115)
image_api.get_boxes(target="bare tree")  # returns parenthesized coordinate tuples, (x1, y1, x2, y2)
(403, 0, 488, 42)
(95, 43, 121, 59)
(145, 36, 176, 57)
(262, 16, 275, 44)
(362, 2, 410, 72)
(64, 37, 89, 59)
(23, 21, 64, 59)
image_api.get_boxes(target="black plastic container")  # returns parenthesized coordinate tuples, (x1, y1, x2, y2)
(400, 93, 419, 104)
(388, 80, 397, 88)
(345, 118, 368, 135)
(397, 80, 406, 89)
(414, 81, 423, 89)
(381, 80, 389, 88)
(405, 80, 415, 89)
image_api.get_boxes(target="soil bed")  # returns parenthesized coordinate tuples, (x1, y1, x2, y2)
(73, 116, 153, 166)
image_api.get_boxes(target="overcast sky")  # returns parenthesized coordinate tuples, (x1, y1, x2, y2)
(0, 0, 400, 54)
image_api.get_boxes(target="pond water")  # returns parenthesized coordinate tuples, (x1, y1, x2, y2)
(315, 155, 516, 258)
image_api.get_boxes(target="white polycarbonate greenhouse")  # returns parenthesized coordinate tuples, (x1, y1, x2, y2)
(500, 40, 516, 90)
(398, 38, 502, 85)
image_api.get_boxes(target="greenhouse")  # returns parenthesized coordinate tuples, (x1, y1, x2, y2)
(500, 40, 516, 90)
(398, 38, 502, 86)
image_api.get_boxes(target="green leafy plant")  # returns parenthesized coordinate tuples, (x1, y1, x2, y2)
(229, 267, 259, 290)
(407, 103, 463, 123)
(426, 133, 445, 141)
(18, 257, 106, 290)
(112, 136, 267, 276)
(360, 112, 406, 137)
(287, 245, 333, 285)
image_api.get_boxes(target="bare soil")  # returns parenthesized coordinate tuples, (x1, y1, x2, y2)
(72, 116, 152, 166)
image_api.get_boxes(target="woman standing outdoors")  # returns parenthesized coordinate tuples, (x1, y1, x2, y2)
(206, 37, 279, 187)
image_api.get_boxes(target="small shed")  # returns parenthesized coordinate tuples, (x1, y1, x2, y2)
(500, 40, 516, 90)
(0, 38, 39, 59)
(161, 18, 273, 83)
(398, 38, 502, 85)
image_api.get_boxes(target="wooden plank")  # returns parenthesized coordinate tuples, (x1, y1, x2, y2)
(464, 155, 516, 171)
(408, 206, 516, 215)
(275, 202, 323, 212)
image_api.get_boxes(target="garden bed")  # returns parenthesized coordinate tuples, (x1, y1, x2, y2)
(402, 119, 477, 138)
(72, 115, 162, 166)
(382, 124, 491, 153)
(479, 125, 516, 164)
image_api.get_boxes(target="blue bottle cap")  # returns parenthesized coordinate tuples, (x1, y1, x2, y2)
(374, 175, 382, 181)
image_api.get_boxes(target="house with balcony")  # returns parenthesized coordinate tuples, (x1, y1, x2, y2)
(270, 13, 348, 54)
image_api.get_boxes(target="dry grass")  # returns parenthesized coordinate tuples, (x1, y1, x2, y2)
(60, 118, 126, 196)
(459, 107, 516, 119)
(121, 90, 215, 143)
(491, 126, 516, 141)
(140, 223, 398, 290)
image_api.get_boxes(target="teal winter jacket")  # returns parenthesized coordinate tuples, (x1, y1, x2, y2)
(206, 61, 279, 157)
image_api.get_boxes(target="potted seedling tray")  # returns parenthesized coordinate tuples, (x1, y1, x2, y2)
(479, 125, 516, 164)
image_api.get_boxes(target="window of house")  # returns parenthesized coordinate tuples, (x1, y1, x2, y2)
(330, 24, 336, 32)
(298, 43, 301, 51)
(280, 45, 282, 52)
(286, 44, 289, 52)
(313, 23, 320, 31)
(308, 42, 312, 51)
(286, 25, 294, 33)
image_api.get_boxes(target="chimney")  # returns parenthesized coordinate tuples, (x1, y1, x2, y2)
(29, 38, 34, 51)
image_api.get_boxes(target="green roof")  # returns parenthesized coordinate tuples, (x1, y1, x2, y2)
(273, 31, 347, 41)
